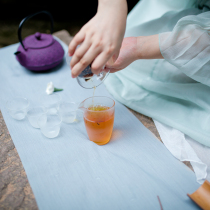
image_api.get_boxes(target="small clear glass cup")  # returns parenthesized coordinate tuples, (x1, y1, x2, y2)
(38, 114, 61, 138)
(6, 97, 29, 120)
(27, 106, 47, 128)
(41, 94, 61, 115)
(66, 53, 109, 89)
(58, 102, 77, 124)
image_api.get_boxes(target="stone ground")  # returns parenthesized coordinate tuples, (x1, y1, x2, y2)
(0, 20, 193, 210)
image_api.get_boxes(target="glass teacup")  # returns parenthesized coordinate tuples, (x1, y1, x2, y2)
(6, 97, 29, 120)
(38, 114, 61, 138)
(27, 106, 47, 128)
(58, 102, 77, 124)
(41, 93, 61, 115)
(66, 53, 109, 89)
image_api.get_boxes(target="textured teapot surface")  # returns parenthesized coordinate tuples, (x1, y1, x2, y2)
(15, 32, 64, 71)
(23, 32, 53, 49)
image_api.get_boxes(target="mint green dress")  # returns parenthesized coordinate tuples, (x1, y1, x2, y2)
(104, 0, 210, 147)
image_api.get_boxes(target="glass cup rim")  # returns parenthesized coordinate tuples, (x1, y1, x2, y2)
(27, 106, 47, 117)
(41, 94, 62, 109)
(81, 96, 115, 112)
(58, 102, 78, 112)
(38, 113, 62, 128)
(6, 97, 29, 111)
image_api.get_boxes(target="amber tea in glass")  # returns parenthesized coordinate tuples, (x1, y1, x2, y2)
(79, 96, 115, 145)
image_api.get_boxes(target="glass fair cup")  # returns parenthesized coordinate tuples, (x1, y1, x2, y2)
(58, 102, 77, 124)
(41, 94, 61, 115)
(78, 96, 115, 145)
(38, 114, 62, 138)
(66, 53, 109, 89)
(27, 106, 47, 128)
(6, 97, 29, 120)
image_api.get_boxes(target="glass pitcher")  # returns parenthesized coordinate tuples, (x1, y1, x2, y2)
(78, 96, 115, 145)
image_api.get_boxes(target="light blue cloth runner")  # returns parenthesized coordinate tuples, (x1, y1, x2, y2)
(0, 40, 201, 210)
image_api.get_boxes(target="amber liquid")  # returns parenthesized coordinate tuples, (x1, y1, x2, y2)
(84, 105, 114, 145)
(92, 85, 96, 105)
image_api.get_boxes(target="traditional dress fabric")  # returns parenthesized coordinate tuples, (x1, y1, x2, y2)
(104, 0, 210, 146)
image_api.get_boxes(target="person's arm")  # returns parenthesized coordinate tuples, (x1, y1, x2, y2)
(106, 12, 210, 87)
(105, 34, 163, 73)
(136, 35, 163, 60)
(68, 0, 127, 78)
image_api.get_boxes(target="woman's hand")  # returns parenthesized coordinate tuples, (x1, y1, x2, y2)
(105, 35, 163, 73)
(105, 37, 138, 73)
(68, 0, 127, 78)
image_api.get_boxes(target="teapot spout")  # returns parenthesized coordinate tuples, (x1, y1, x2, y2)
(14, 51, 26, 66)
(14, 51, 21, 55)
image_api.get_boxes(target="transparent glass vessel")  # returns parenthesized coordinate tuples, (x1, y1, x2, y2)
(58, 102, 77, 124)
(79, 96, 115, 145)
(6, 97, 29, 120)
(38, 114, 62, 138)
(27, 106, 47, 128)
(66, 53, 109, 89)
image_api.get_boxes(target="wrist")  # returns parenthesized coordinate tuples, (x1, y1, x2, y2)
(130, 37, 140, 62)
(136, 35, 163, 59)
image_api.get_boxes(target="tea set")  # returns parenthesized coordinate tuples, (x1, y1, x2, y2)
(14, 10, 109, 89)
(9, 10, 113, 144)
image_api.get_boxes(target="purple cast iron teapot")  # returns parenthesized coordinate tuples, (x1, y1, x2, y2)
(14, 11, 64, 71)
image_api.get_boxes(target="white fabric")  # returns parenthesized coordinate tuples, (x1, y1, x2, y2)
(156, 1, 210, 179)
(154, 120, 210, 184)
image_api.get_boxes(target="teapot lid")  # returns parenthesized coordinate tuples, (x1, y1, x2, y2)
(23, 32, 53, 49)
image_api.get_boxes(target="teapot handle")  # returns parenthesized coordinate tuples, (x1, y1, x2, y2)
(18, 10, 54, 50)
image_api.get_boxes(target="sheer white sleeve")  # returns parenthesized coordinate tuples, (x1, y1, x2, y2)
(159, 12, 210, 86)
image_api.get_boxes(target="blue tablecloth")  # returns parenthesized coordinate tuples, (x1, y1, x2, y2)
(0, 39, 200, 210)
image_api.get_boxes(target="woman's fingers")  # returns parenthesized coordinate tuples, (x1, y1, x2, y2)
(70, 39, 91, 69)
(67, 0, 127, 78)
(71, 45, 101, 78)
(106, 49, 120, 68)
(91, 50, 114, 75)
(68, 32, 85, 56)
